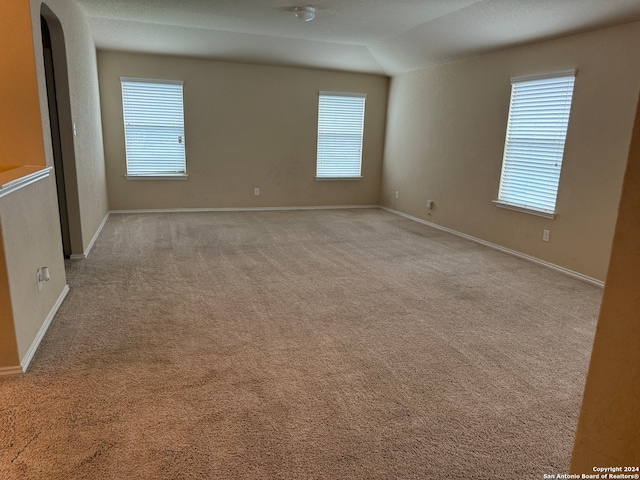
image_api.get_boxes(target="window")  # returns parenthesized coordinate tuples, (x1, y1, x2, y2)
(121, 78, 186, 178)
(316, 92, 366, 179)
(496, 71, 575, 217)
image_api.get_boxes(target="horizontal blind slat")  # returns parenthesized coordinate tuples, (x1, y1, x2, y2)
(122, 79, 186, 175)
(497, 74, 575, 214)
(317, 93, 366, 178)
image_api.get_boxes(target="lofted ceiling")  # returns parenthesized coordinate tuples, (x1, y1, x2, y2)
(75, 0, 640, 76)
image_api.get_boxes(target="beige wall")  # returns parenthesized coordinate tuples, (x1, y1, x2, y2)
(1, 177, 67, 361)
(570, 92, 640, 471)
(380, 21, 640, 281)
(0, 226, 19, 369)
(0, 0, 43, 370)
(0, 0, 69, 370)
(98, 52, 388, 210)
(0, 0, 109, 369)
(31, 0, 109, 254)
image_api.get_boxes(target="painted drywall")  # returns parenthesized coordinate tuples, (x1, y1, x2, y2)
(0, 0, 109, 368)
(0, 0, 36, 369)
(98, 52, 388, 210)
(570, 92, 640, 470)
(0, 0, 66, 370)
(31, 0, 109, 255)
(0, 228, 19, 369)
(380, 21, 640, 281)
(0, 1, 46, 171)
(1, 176, 67, 362)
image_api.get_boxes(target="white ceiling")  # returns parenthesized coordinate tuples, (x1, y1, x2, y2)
(75, 0, 640, 76)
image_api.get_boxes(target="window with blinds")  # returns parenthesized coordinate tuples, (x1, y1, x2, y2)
(316, 92, 366, 179)
(497, 71, 575, 217)
(121, 78, 186, 177)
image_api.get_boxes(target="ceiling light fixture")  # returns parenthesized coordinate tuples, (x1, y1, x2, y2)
(294, 6, 316, 22)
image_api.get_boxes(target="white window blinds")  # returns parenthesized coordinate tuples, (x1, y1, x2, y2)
(497, 72, 575, 215)
(121, 78, 186, 176)
(317, 92, 366, 179)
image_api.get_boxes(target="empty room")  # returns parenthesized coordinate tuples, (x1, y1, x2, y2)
(1, 0, 639, 478)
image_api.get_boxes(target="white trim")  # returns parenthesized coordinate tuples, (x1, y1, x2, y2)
(124, 173, 189, 180)
(511, 69, 577, 83)
(493, 201, 556, 219)
(0, 167, 52, 200)
(379, 207, 604, 288)
(120, 76, 183, 86)
(0, 366, 24, 377)
(318, 91, 367, 98)
(316, 176, 363, 181)
(20, 284, 70, 373)
(73, 206, 602, 287)
(68, 212, 110, 260)
(125, 174, 188, 181)
(109, 205, 378, 214)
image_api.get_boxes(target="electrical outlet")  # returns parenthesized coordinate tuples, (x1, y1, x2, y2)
(37, 267, 50, 292)
(543, 230, 550, 242)
(426, 200, 433, 209)
(395, 191, 399, 199)
(254, 188, 260, 196)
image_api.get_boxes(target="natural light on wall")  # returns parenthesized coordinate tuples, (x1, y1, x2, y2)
(121, 78, 186, 179)
(316, 92, 366, 179)
(496, 71, 576, 218)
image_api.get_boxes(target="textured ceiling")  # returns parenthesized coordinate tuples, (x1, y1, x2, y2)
(75, 0, 640, 76)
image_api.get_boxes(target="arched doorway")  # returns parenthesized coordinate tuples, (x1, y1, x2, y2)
(40, 4, 82, 258)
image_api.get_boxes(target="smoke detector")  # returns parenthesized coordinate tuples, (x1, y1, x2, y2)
(294, 6, 316, 22)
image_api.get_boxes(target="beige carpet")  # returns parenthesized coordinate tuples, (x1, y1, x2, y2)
(0, 209, 601, 479)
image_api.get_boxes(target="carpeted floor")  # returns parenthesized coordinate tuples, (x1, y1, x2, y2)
(0, 209, 601, 479)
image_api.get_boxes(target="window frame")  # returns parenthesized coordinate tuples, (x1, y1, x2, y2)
(316, 91, 366, 181)
(120, 77, 187, 180)
(495, 70, 576, 218)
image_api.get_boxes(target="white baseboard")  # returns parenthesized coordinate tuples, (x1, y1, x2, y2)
(109, 205, 379, 214)
(71, 207, 377, 259)
(19, 284, 70, 373)
(71, 205, 603, 287)
(0, 366, 24, 377)
(69, 211, 110, 260)
(380, 206, 604, 288)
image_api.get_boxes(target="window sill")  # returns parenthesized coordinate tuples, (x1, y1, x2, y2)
(493, 200, 556, 219)
(125, 174, 188, 181)
(316, 176, 363, 181)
